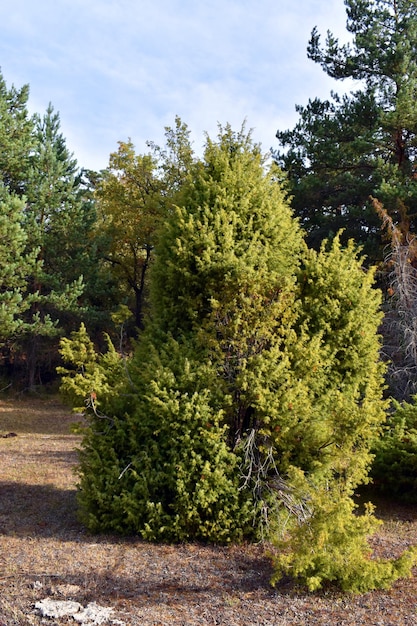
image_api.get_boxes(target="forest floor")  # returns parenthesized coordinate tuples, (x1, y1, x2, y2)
(1, 396, 417, 625)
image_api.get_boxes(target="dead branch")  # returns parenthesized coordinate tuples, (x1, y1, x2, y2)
(238, 429, 313, 539)
(372, 197, 417, 399)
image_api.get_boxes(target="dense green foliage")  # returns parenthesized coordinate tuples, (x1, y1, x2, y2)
(2, 2, 417, 592)
(0, 73, 102, 386)
(371, 397, 417, 502)
(79, 338, 253, 541)
(58, 322, 127, 414)
(19, 105, 92, 386)
(274, 0, 417, 261)
(0, 187, 39, 341)
(63, 125, 304, 542)
(57, 127, 417, 592)
(270, 482, 416, 593)
(0, 73, 34, 195)
(266, 237, 416, 593)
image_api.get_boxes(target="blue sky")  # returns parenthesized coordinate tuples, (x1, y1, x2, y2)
(1, 0, 353, 171)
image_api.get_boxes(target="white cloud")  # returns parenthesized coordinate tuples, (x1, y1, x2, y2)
(0, 0, 354, 170)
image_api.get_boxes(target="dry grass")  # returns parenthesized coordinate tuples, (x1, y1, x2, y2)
(1, 396, 417, 625)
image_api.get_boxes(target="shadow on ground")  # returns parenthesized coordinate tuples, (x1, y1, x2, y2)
(0, 481, 83, 538)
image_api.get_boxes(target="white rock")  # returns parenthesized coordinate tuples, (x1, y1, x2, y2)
(73, 602, 114, 624)
(34, 598, 115, 624)
(35, 598, 83, 618)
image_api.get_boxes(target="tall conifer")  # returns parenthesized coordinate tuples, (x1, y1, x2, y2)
(275, 0, 417, 260)
(62, 125, 416, 591)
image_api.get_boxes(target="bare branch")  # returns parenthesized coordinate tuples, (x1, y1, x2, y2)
(373, 197, 417, 399)
(238, 429, 313, 540)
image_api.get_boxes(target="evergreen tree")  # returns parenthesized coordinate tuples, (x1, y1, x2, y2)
(0, 70, 34, 195)
(0, 74, 110, 387)
(268, 236, 412, 592)
(16, 104, 93, 387)
(64, 125, 304, 541)
(26, 105, 95, 290)
(60, 125, 416, 591)
(0, 187, 39, 343)
(149, 126, 303, 443)
(274, 0, 417, 261)
(370, 393, 417, 503)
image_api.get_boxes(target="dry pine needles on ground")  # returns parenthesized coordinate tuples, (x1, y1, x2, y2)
(0, 396, 417, 625)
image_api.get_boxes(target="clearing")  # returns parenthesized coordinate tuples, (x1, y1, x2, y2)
(1, 395, 417, 625)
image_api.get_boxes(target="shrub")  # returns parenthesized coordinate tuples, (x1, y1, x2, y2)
(370, 398, 417, 502)
(59, 125, 417, 591)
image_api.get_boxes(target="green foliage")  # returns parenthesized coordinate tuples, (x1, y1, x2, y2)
(370, 397, 417, 502)
(65, 125, 304, 542)
(275, 0, 417, 260)
(94, 118, 195, 331)
(242, 234, 406, 592)
(73, 335, 253, 541)
(94, 141, 163, 329)
(276, 92, 383, 256)
(0, 73, 34, 195)
(256, 236, 387, 486)
(61, 124, 415, 592)
(148, 125, 306, 459)
(150, 124, 302, 338)
(0, 187, 39, 340)
(58, 323, 127, 414)
(0, 182, 70, 346)
(26, 104, 96, 294)
(0, 75, 103, 386)
(263, 235, 417, 593)
(14, 103, 100, 386)
(270, 471, 417, 593)
(147, 115, 195, 195)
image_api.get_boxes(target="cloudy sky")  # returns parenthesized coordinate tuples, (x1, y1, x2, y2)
(1, 0, 353, 171)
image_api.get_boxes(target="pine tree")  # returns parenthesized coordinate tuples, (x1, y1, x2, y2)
(0, 186, 39, 342)
(0, 75, 110, 387)
(10, 103, 107, 387)
(275, 0, 417, 261)
(26, 105, 93, 286)
(0, 71, 34, 195)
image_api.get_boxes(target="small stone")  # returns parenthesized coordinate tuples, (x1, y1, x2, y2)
(73, 601, 114, 624)
(35, 598, 83, 618)
(34, 598, 116, 624)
